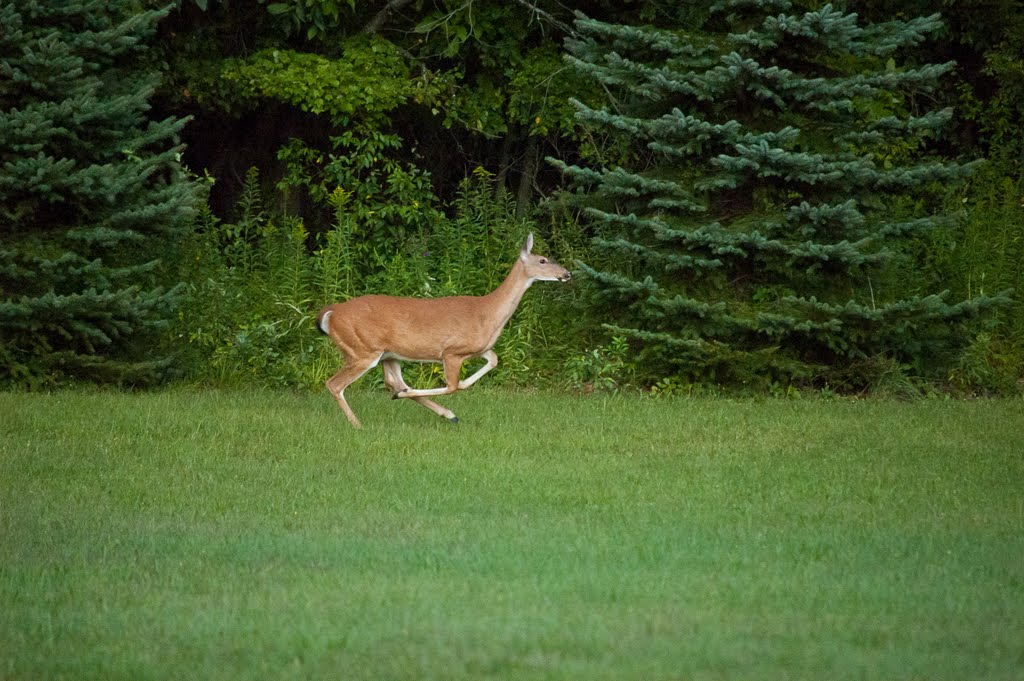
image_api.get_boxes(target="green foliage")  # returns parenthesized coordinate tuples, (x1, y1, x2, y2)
(156, 0, 699, 246)
(277, 128, 441, 258)
(445, 73, 508, 136)
(262, 0, 355, 41)
(169, 0, 593, 141)
(173, 169, 327, 388)
(564, 336, 634, 394)
(431, 168, 529, 296)
(507, 45, 599, 137)
(415, 10, 607, 139)
(554, 4, 1002, 392)
(903, 167, 1024, 394)
(0, 0, 199, 386)
(207, 37, 420, 125)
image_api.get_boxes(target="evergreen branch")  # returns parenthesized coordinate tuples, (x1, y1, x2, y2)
(593, 236, 723, 272)
(587, 208, 891, 269)
(601, 323, 709, 351)
(728, 6, 942, 56)
(839, 109, 954, 145)
(570, 13, 713, 59)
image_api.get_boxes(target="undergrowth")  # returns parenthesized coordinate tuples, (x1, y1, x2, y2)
(164, 161, 1023, 397)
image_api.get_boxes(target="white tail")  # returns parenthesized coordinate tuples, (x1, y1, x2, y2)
(317, 232, 571, 428)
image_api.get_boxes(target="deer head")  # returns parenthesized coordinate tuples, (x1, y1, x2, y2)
(520, 232, 572, 283)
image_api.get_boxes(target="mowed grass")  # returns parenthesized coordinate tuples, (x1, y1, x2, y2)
(1, 387, 1022, 681)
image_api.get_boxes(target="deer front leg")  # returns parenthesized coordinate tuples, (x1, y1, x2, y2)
(458, 350, 498, 389)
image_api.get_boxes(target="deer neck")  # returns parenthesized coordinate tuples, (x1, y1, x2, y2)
(482, 258, 533, 331)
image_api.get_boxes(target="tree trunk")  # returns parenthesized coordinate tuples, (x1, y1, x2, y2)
(516, 135, 539, 220)
(494, 128, 517, 199)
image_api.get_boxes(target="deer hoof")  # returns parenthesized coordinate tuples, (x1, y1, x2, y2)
(447, 416, 460, 424)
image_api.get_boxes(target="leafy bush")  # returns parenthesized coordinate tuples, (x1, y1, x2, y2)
(277, 128, 442, 260)
(564, 336, 634, 394)
(895, 164, 1024, 395)
(169, 171, 325, 388)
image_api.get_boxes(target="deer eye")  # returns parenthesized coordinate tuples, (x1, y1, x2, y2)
(540, 258, 548, 264)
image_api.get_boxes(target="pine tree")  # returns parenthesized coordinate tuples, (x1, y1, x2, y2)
(0, 0, 198, 384)
(553, 1, 1001, 388)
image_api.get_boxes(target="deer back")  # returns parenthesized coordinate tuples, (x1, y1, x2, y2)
(321, 294, 499, 362)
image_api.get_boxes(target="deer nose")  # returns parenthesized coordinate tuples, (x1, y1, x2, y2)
(561, 271, 572, 281)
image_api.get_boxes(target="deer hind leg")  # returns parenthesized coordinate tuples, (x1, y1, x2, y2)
(325, 355, 380, 429)
(381, 359, 459, 423)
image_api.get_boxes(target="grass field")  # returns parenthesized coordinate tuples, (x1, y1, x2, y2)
(1, 387, 1022, 680)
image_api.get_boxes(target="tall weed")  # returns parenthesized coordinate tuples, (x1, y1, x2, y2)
(923, 167, 1024, 393)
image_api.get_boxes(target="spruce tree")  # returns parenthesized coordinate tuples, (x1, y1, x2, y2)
(0, 1, 198, 384)
(554, 1, 998, 388)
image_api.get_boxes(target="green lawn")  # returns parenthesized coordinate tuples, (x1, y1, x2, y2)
(1, 388, 1022, 680)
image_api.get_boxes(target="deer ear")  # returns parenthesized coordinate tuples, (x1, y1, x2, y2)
(521, 232, 534, 260)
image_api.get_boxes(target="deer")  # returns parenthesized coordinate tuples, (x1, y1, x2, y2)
(316, 233, 571, 428)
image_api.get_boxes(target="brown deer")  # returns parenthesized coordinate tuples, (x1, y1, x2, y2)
(316, 233, 571, 427)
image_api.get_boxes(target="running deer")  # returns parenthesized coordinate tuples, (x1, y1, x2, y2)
(316, 233, 571, 428)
